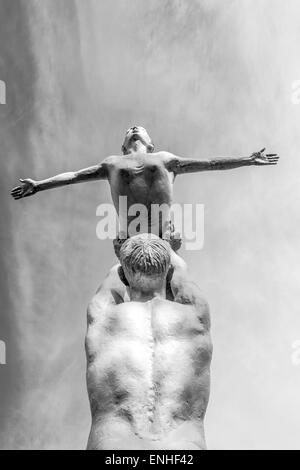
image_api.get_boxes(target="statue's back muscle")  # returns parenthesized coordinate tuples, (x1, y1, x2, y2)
(86, 297, 212, 441)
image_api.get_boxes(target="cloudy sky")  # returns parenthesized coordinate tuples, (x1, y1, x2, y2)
(0, 0, 300, 449)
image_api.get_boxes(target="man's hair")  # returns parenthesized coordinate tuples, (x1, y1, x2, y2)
(119, 234, 170, 277)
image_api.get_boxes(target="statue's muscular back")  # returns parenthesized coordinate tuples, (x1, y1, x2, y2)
(86, 296, 212, 450)
(106, 152, 174, 235)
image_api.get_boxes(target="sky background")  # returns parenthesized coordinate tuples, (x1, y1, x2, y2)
(1, 0, 300, 450)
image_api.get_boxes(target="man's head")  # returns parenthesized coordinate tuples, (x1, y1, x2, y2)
(119, 234, 171, 293)
(122, 126, 154, 155)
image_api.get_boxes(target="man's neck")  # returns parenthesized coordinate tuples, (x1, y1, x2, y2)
(128, 284, 166, 302)
(128, 140, 148, 154)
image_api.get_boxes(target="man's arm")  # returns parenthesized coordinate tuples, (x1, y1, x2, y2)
(165, 148, 279, 175)
(11, 161, 108, 200)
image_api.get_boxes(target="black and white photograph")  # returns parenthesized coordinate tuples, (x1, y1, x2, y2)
(0, 0, 299, 453)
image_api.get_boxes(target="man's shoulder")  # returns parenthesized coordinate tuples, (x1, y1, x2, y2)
(153, 150, 176, 161)
(154, 151, 178, 170)
(137, 151, 177, 170)
(101, 151, 176, 165)
(150, 298, 210, 337)
(152, 296, 210, 329)
(150, 297, 195, 313)
(87, 265, 126, 321)
(101, 155, 122, 167)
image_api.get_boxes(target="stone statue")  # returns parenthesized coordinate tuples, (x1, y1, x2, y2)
(11, 126, 279, 256)
(10, 127, 279, 449)
(86, 234, 212, 450)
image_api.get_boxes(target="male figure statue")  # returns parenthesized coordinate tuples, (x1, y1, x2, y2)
(86, 234, 212, 450)
(11, 126, 279, 256)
